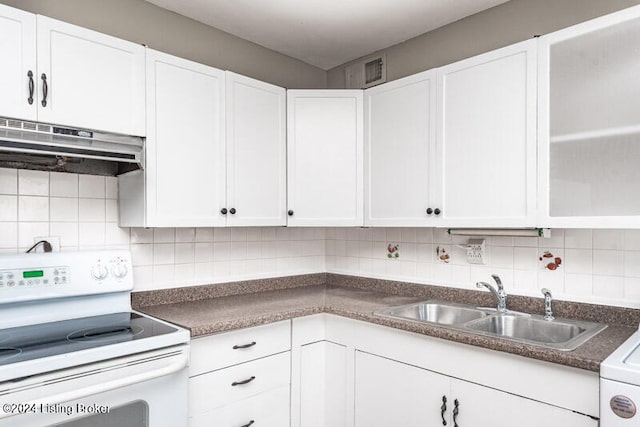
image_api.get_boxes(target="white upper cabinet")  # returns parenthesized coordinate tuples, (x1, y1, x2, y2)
(226, 71, 287, 226)
(0, 5, 144, 136)
(0, 4, 36, 121)
(364, 70, 437, 226)
(144, 49, 226, 227)
(538, 6, 640, 228)
(36, 16, 145, 136)
(287, 90, 364, 226)
(121, 60, 287, 228)
(436, 40, 538, 227)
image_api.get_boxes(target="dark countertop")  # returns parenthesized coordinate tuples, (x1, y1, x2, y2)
(135, 275, 638, 372)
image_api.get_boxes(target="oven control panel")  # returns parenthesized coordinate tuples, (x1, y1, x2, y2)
(0, 250, 133, 304)
(0, 266, 69, 288)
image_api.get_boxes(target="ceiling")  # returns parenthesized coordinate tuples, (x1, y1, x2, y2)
(145, 0, 510, 70)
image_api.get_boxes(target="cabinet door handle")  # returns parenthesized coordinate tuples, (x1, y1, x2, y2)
(240, 421, 254, 427)
(230, 208, 236, 215)
(453, 399, 459, 427)
(231, 376, 256, 386)
(232, 341, 256, 350)
(288, 210, 294, 216)
(41, 73, 48, 107)
(220, 208, 228, 215)
(27, 71, 34, 105)
(426, 208, 433, 215)
(434, 208, 441, 216)
(440, 395, 447, 425)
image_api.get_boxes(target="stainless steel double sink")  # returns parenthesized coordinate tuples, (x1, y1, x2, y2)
(376, 300, 607, 351)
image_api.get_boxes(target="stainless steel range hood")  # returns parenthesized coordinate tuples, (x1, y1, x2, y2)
(0, 117, 144, 173)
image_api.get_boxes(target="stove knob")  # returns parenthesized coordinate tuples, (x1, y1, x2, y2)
(111, 262, 128, 279)
(91, 264, 109, 281)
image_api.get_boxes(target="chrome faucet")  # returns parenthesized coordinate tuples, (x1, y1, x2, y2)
(476, 274, 507, 313)
(541, 288, 554, 321)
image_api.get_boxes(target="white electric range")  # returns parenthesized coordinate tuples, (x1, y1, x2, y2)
(0, 250, 190, 427)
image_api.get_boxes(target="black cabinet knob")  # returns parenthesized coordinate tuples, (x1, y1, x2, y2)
(220, 208, 228, 215)
(230, 208, 236, 214)
(434, 208, 441, 215)
(288, 210, 294, 216)
(426, 208, 433, 215)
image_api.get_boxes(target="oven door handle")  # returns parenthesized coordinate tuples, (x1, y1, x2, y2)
(0, 351, 188, 419)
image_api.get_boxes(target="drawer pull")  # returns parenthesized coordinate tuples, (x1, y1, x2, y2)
(231, 376, 256, 386)
(233, 341, 257, 350)
(240, 421, 254, 427)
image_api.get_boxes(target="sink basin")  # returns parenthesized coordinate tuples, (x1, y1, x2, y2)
(464, 314, 595, 346)
(377, 301, 488, 326)
(376, 301, 607, 351)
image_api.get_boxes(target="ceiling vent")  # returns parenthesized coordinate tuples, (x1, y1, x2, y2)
(345, 54, 387, 89)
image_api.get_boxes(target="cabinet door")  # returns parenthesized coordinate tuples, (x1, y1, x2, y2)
(450, 378, 597, 427)
(436, 40, 537, 227)
(298, 341, 348, 427)
(354, 351, 450, 427)
(364, 70, 436, 226)
(287, 90, 363, 226)
(146, 49, 226, 227)
(36, 15, 145, 135)
(226, 72, 286, 226)
(0, 4, 36, 121)
(538, 7, 640, 228)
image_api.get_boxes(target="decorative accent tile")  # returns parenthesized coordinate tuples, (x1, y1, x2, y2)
(387, 243, 399, 259)
(436, 245, 450, 263)
(539, 250, 562, 271)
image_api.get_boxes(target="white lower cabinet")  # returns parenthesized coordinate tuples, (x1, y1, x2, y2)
(189, 321, 291, 427)
(291, 314, 599, 427)
(355, 351, 597, 427)
(354, 351, 448, 426)
(298, 341, 348, 427)
(203, 386, 290, 427)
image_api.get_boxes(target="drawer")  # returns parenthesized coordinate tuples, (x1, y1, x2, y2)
(190, 351, 290, 412)
(190, 385, 290, 427)
(190, 320, 291, 376)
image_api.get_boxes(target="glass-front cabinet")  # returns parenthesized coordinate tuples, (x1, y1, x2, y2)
(538, 7, 640, 227)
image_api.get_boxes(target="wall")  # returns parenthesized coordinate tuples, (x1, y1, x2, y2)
(0, 0, 326, 89)
(327, 0, 640, 88)
(0, 168, 326, 292)
(326, 228, 640, 309)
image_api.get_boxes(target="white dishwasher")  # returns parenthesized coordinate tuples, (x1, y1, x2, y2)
(601, 330, 640, 426)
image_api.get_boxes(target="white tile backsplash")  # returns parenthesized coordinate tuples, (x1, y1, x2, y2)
(593, 229, 624, 250)
(78, 175, 105, 198)
(0, 169, 17, 194)
(78, 198, 105, 222)
(326, 227, 640, 308)
(18, 170, 49, 196)
(18, 196, 49, 221)
(0, 222, 17, 249)
(153, 228, 175, 243)
(0, 195, 18, 221)
(105, 177, 118, 199)
(2, 167, 640, 308)
(50, 173, 78, 198)
(50, 197, 79, 222)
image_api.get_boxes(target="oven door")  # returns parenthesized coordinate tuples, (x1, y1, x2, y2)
(0, 345, 188, 427)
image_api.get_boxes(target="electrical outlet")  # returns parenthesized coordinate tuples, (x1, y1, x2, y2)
(32, 236, 61, 252)
(466, 239, 486, 265)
